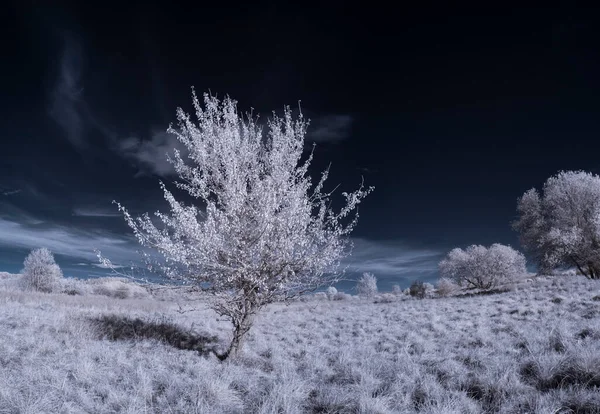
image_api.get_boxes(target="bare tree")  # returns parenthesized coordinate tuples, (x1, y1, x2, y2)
(115, 90, 372, 359)
(513, 170, 600, 279)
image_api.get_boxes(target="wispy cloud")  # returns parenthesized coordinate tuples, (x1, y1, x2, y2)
(344, 238, 443, 282)
(307, 114, 353, 143)
(1, 189, 21, 196)
(48, 37, 87, 149)
(115, 129, 187, 177)
(72, 207, 121, 218)
(0, 217, 137, 264)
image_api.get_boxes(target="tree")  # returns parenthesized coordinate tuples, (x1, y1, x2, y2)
(21, 248, 63, 293)
(513, 170, 600, 279)
(438, 244, 526, 290)
(115, 90, 372, 360)
(356, 272, 377, 297)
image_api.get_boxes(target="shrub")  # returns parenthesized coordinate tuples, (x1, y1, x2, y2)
(58, 278, 90, 296)
(332, 292, 351, 301)
(409, 280, 427, 299)
(392, 284, 402, 295)
(438, 243, 526, 290)
(326, 286, 338, 300)
(313, 292, 328, 301)
(356, 272, 378, 297)
(436, 277, 460, 297)
(374, 293, 395, 303)
(21, 248, 63, 293)
(90, 279, 150, 299)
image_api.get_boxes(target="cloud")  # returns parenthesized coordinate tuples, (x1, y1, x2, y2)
(307, 114, 353, 143)
(72, 206, 122, 217)
(0, 217, 138, 265)
(115, 129, 186, 177)
(91, 262, 127, 269)
(48, 37, 87, 149)
(343, 238, 443, 281)
(1, 189, 21, 196)
(270, 107, 354, 143)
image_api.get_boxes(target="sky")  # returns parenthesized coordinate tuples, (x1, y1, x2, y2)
(2, 3, 600, 291)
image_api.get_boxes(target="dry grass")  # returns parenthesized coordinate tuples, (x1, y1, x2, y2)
(0, 273, 599, 413)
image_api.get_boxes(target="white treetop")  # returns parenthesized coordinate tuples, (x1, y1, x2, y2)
(21, 247, 63, 293)
(514, 170, 600, 278)
(439, 243, 526, 290)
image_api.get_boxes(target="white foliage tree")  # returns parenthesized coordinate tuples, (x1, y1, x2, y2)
(438, 244, 526, 290)
(513, 170, 600, 279)
(21, 248, 63, 293)
(356, 272, 378, 297)
(115, 90, 372, 359)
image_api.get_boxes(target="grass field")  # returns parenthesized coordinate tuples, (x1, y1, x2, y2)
(0, 272, 599, 413)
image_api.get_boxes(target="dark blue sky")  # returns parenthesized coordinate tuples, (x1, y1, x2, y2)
(1, 2, 600, 290)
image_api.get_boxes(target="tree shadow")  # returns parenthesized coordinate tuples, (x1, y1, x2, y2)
(91, 314, 221, 358)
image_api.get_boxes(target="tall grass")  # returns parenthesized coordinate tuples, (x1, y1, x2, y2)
(0, 273, 598, 413)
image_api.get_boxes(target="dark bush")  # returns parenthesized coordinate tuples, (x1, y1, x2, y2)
(409, 280, 427, 299)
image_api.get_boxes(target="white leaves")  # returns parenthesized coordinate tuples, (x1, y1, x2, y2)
(514, 170, 600, 277)
(357, 272, 378, 297)
(117, 90, 372, 305)
(21, 247, 63, 293)
(439, 244, 526, 290)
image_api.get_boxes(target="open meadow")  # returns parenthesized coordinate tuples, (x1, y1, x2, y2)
(0, 272, 599, 413)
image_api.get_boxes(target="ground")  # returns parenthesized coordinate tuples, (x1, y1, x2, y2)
(0, 272, 599, 413)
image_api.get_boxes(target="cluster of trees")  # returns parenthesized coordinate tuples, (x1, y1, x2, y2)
(436, 170, 600, 291)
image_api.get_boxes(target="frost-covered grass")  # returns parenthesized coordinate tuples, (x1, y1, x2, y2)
(0, 273, 599, 413)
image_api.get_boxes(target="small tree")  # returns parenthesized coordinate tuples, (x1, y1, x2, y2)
(392, 283, 402, 295)
(357, 272, 378, 297)
(21, 248, 63, 293)
(438, 244, 526, 290)
(513, 170, 600, 279)
(116, 90, 372, 360)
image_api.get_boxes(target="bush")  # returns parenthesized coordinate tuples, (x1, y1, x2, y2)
(313, 292, 328, 301)
(409, 280, 427, 299)
(357, 272, 378, 297)
(392, 284, 402, 295)
(436, 277, 460, 297)
(374, 293, 395, 303)
(90, 279, 150, 299)
(58, 278, 90, 296)
(332, 292, 351, 301)
(439, 243, 526, 290)
(21, 248, 63, 293)
(326, 286, 338, 300)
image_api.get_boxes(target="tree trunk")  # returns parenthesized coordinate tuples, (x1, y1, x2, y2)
(588, 262, 600, 279)
(217, 306, 256, 361)
(229, 312, 254, 359)
(570, 256, 588, 278)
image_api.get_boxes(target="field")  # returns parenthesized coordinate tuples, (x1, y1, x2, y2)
(0, 273, 599, 413)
